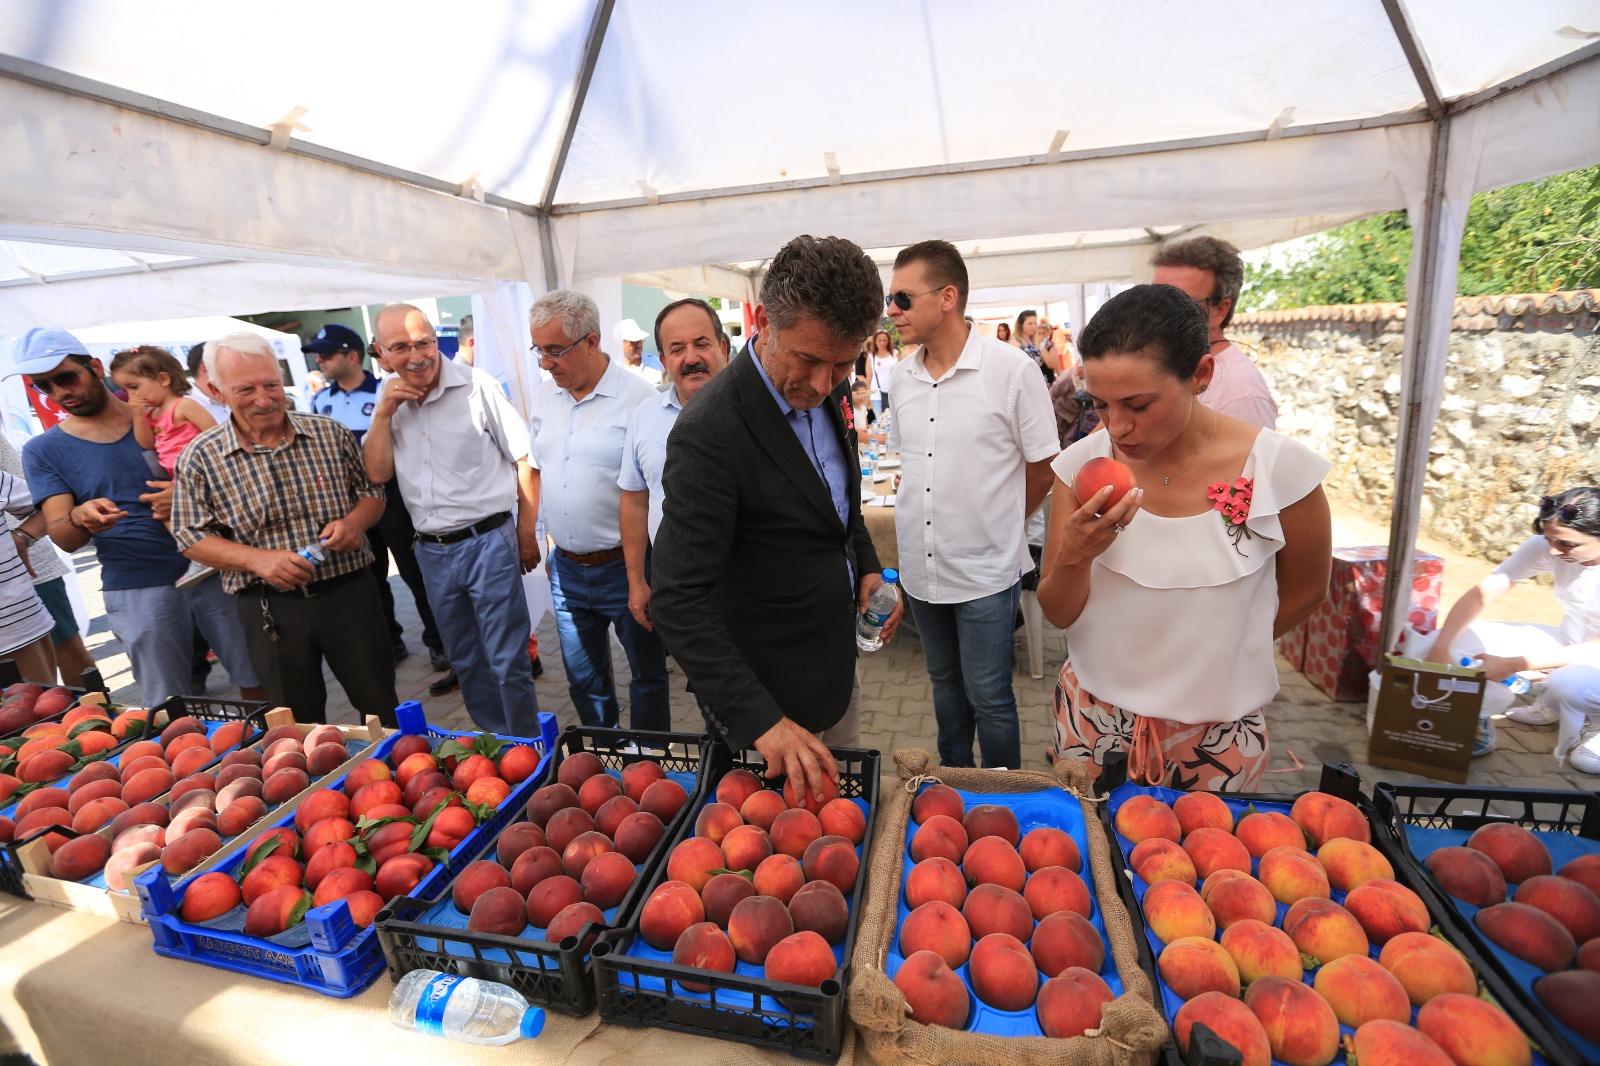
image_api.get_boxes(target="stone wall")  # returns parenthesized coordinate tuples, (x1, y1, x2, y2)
(1231, 290, 1600, 560)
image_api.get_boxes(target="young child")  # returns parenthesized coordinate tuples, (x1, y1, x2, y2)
(109, 345, 219, 589)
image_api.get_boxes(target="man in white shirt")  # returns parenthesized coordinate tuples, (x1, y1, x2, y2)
(1151, 236, 1279, 430)
(616, 318, 663, 387)
(887, 240, 1059, 769)
(362, 303, 542, 738)
(619, 298, 730, 631)
(531, 291, 670, 731)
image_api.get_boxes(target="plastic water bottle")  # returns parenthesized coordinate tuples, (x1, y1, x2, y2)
(296, 541, 326, 566)
(388, 969, 546, 1045)
(1461, 658, 1533, 695)
(856, 569, 900, 652)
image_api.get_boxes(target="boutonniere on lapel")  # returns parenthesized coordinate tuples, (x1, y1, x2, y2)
(839, 393, 855, 436)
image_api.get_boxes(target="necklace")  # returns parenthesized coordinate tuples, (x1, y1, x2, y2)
(1147, 408, 1218, 486)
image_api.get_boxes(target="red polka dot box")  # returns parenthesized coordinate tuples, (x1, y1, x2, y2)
(1294, 548, 1443, 702)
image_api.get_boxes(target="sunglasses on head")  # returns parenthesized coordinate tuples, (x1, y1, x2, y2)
(1540, 496, 1580, 524)
(885, 287, 946, 312)
(27, 366, 89, 395)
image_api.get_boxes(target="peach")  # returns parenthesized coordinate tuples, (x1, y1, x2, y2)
(1515, 874, 1600, 942)
(641, 779, 688, 823)
(1579, 936, 1600, 971)
(350, 779, 404, 820)
(1174, 791, 1235, 836)
(1143, 880, 1216, 943)
(906, 855, 967, 910)
(1219, 919, 1303, 985)
(802, 835, 859, 894)
(1534, 969, 1600, 1045)
(1114, 795, 1181, 844)
(1467, 822, 1552, 885)
(672, 922, 737, 992)
(1159, 935, 1240, 1001)
(962, 836, 1026, 892)
(1379, 931, 1477, 1005)
(104, 842, 162, 891)
(262, 768, 311, 804)
(425, 805, 476, 852)
(179, 870, 242, 922)
(1426, 845, 1508, 906)
(545, 807, 595, 855)
(770, 807, 822, 859)
(1023, 866, 1091, 921)
(526, 874, 584, 928)
(511, 846, 564, 896)
(1031, 910, 1104, 977)
(385, 731, 429, 764)
(713, 767, 762, 810)
(70, 796, 129, 834)
(1131, 837, 1197, 886)
(1236, 811, 1306, 857)
(112, 823, 166, 853)
(721, 823, 773, 872)
(307, 742, 349, 777)
(525, 783, 579, 827)
(1558, 853, 1600, 897)
(168, 746, 214, 780)
(311, 865, 375, 908)
(496, 744, 540, 785)
(452, 859, 514, 914)
(217, 778, 264, 808)
(1313, 954, 1410, 1028)
(764, 930, 836, 991)
(901, 900, 972, 968)
(216, 763, 262, 790)
(293, 788, 351, 834)
(495, 821, 547, 868)
(364, 819, 417, 866)
(406, 782, 453, 819)
(167, 805, 218, 841)
(562, 830, 616, 882)
(161, 827, 221, 875)
(819, 798, 866, 846)
(788, 879, 848, 945)
(594, 795, 638, 839)
(341, 759, 391, 797)
(1350, 1019, 1456, 1066)
(701, 871, 758, 928)
(48, 834, 112, 880)
(545, 901, 604, 949)
(1345, 878, 1430, 945)
(1183, 827, 1252, 879)
(970, 932, 1037, 1011)
(1036, 966, 1113, 1038)
(694, 801, 743, 845)
(1476, 901, 1575, 971)
(781, 771, 838, 816)
(1175, 992, 1272, 1066)
(963, 882, 1033, 942)
(894, 949, 970, 1030)
(244, 884, 312, 937)
(1317, 837, 1393, 892)
(557, 750, 605, 791)
(667, 836, 726, 893)
(739, 788, 788, 831)
(578, 772, 622, 816)
(753, 853, 806, 905)
(450, 753, 498, 793)
(962, 804, 1020, 846)
(1203, 873, 1278, 930)
(120, 742, 164, 768)
(393, 750, 439, 790)
(640, 879, 704, 950)
(374, 851, 434, 899)
(158, 716, 203, 749)
(121, 766, 176, 806)
(621, 758, 666, 802)
(262, 750, 308, 779)
(1020, 826, 1081, 874)
(15, 786, 70, 817)
(1282, 897, 1367, 966)
(242, 853, 305, 905)
(727, 894, 793, 965)
(304, 840, 358, 891)
(1290, 791, 1369, 848)
(68, 763, 120, 792)
(911, 782, 964, 825)
(613, 811, 665, 864)
(1244, 975, 1340, 1066)
(468, 885, 530, 936)
(1416, 992, 1532, 1066)
(910, 814, 968, 865)
(1259, 845, 1330, 904)
(14, 807, 73, 850)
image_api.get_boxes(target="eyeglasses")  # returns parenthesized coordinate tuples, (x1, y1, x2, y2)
(26, 366, 89, 395)
(530, 334, 592, 362)
(383, 337, 436, 358)
(1540, 496, 1580, 524)
(885, 287, 947, 312)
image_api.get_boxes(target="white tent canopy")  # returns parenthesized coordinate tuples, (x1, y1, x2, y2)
(1, 1, 1598, 643)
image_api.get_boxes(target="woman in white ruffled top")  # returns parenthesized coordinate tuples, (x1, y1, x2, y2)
(1036, 284, 1333, 791)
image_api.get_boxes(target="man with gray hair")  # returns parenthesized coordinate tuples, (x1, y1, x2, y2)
(651, 235, 897, 802)
(363, 304, 541, 737)
(171, 332, 395, 724)
(527, 290, 668, 731)
(1151, 235, 1279, 429)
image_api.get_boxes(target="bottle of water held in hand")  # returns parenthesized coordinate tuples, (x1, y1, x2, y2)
(389, 969, 546, 1045)
(856, 568, 900, 652)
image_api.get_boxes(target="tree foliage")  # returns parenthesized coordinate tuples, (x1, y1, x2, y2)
(1243, 164, 1600, 310)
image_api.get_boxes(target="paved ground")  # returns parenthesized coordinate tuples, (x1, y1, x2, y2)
(64, 502, 1596, 797)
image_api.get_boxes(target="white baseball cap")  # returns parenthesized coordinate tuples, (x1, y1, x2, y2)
(615, 318, 648, 343)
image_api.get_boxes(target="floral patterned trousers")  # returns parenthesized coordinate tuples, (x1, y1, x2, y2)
(1051, 659, 1271, 792)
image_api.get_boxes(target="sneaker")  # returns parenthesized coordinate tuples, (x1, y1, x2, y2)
(175, 560, 217, 590)
(1568, 728, 1600, 775)
(427, 645, 450, 672)
(428, 670, 459, 697)
(1505, 697, 1559, 727)
(1472, 714, 1497, 758)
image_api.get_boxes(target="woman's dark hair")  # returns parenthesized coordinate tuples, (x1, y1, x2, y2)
(1534, 487, 1600, 538)
(995, 322, 1011, 341)
(1076, 283, 1209, 380)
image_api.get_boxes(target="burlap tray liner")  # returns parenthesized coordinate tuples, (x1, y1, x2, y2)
(847, 750, 1166, 1066)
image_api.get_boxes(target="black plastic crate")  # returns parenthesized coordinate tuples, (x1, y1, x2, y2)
(1374, 780, 1600, 1066)
(1099, 758, 1564, 1066)
(377, 725, 711, 1016)
(591, 740, 880, 1063)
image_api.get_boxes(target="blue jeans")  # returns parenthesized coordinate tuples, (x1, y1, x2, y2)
(104, 574, 260, 706)
(907, 583, 1023, 769)
(547, 551, 670, 731)
(413, 523, 540, 738)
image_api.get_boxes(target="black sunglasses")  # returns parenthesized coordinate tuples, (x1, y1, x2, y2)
(885, 287, 946, 312)
(27, 366, 89, 395)
(1540, 495, 1580, 524)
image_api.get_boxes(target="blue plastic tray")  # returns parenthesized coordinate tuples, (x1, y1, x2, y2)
(136, 704, 559, 997)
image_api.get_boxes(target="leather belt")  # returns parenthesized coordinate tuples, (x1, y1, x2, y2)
(257, 567, 366, 598)
(414, 511, 511, 545)
(557, 546, 625, 566)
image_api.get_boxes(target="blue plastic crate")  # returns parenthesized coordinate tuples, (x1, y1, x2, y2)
(135, 703, 559, 997)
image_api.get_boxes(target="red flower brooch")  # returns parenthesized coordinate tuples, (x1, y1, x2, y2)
(1207, 477, 1254, 555)
(840, 393, 855, 433)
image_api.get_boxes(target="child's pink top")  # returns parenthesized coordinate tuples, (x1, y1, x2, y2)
(147, 405, 204, 474)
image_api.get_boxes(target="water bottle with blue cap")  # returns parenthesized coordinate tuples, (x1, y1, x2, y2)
(856, 569, 900, 652)
(388, 969, 546, 1045)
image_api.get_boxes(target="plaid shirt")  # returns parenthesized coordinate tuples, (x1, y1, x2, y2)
(171, 412, 382, 594)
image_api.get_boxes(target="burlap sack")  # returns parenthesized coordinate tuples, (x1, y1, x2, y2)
(847, 750, 1168, 1066)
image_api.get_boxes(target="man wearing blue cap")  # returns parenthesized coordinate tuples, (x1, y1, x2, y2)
(305, 323, 449, 681)
(10, 328, 265, 706)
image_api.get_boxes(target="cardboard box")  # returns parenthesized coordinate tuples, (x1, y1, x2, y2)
(1301, 547, 1443, 701)
(1367, 656, 1485, 783)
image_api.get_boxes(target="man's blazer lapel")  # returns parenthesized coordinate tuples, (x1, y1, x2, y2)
(731, 354, 847, 531)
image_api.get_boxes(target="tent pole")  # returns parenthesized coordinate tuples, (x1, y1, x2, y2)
(538, 0, 616, 212)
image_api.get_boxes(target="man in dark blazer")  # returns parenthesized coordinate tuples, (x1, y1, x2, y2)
(651, 234, 901, 803)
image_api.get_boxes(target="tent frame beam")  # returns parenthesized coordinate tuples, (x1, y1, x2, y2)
(539, 0, 615, 213)
(1380, 0, 1444, 119)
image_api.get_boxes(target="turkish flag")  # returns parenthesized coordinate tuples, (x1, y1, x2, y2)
(26, 387, 64, 430)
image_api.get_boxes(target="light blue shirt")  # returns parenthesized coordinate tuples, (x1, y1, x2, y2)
(618, 385, 683, 543)
(529, 358, 658, 553)
(748, 340, 849, 527)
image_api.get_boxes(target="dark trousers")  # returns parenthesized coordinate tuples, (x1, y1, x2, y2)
(235, 570, 399, 727)
(367, 523, 440, 652)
